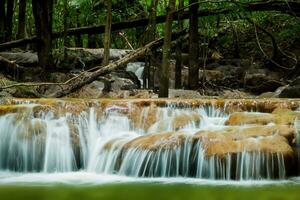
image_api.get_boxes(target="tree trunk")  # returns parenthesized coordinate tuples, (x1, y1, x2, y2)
(102, 0, 112, 66)
(74, 8, 82, 47)
(5, 0, 14, 41)
(63, 0, 70, 49)
(0, 0, 6, 43)
(159, 0, 175, 98)
(188, 0, 199, 90)
(32, 0, 54, 70)
(175, 0, 184, 89)
(17, 0, 27, 39)
(144, 0, 158, 89)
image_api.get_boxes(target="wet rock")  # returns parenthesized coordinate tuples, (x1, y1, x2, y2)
(148, 112, 201, 132)
(226, 109, 300, 126)
(244, 70, 283, 94)
(129, 103, 158, 130)
(123, 132, 187, 151)
(194, 125, 295, 144)
(200, 135, 293, 158)
(279, 77, 300, 98)
(110, 71, 141, 89)
(225, 112, 274, 125)
(69, 80, 105, 98)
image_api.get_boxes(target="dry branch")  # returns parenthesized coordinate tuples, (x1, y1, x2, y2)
(0, 37, 165, 96)
(49, 37, 165, 97)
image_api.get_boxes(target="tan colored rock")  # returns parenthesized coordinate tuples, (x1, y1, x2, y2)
(148, 111, 201, 132)
(123, 132, 186, 150)
(172, 112, 201, 130)
(226, 109, 300, 126)
(193, 127, 294, 158)
(194, 125, 295, 144)
(225, 112, 274, 125)
(128, 103, 158, 130)
(201, 135, 293, 158)
(0, 105, 30, 116)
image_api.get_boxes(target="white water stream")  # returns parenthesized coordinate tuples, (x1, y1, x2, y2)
(0, 102, 298, 185)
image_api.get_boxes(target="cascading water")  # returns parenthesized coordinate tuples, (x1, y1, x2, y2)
(0, 100, 298, 182)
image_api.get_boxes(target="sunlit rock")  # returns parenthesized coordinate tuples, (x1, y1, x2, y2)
(123, 132, 186, 150)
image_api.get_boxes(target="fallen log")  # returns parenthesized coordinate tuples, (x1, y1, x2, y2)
(0, 55, 25, 79)
(48, 37, 165, 97)
(0, 1, 299, 51)
(0, 35, 170, 95)
(0, 52, 38, 67)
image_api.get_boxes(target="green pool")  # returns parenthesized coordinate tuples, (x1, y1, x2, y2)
(1, 183, 300, 200)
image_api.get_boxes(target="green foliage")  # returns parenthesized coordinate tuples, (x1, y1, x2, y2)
(7, 0, 300, 52)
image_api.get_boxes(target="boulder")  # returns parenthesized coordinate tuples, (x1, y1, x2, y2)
(225, 109, 300, 126)
(200, 135, 293, 158)
(244, 70, 283, 94)
(70, 80, 105, 98)
(279, 77, 300, 98)
(148, 112, 201, 132)
(225, 112, 274, 125)
(123, 132, 187, 150)
(193, 125, 295, 144)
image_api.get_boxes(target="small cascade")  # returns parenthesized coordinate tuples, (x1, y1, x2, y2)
(0, 99, 299, 181)
(126, 62, 145, 86)
(43, 115, 76, 172)
(0, 110, 76, 172)
(0, 113, 45, 172)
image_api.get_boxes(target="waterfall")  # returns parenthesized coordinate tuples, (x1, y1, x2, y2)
(43, 115, 76, 172)
(0, 100, 295, 180)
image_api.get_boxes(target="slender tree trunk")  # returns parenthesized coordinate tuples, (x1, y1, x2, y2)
(144, 0, 158, 89)
(175, 0, 184, 89)
(5, 0, 14, 41)
(159, 0, 175, 97)
(0, 0, 6, 43)
(32, 0, 54, 70)
(17, 0, 27, 39)
(102, 0, 112, 66)
(63, 0, 70, 49)
(74, 8, 82, 47)
(188, 0, 199, 90)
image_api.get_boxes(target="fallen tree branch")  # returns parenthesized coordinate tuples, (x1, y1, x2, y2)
(0, 1, 299, 51)
(0, 38, 163, 94)
(0, 31, 185, 96)
(48, 37, 165, 97)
